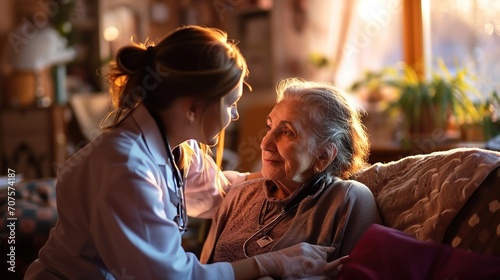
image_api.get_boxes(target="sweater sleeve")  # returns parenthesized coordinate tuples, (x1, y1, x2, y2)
(337, 181, 382, 257)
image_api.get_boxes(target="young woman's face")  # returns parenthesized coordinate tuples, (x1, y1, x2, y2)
(201, 83, 243, 146)
(260, 100, 316, 186)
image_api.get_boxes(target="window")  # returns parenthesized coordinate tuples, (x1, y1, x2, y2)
(427, 0, 500, 95)
(334, 0, 500, 96)
(334, 0, 403, 90)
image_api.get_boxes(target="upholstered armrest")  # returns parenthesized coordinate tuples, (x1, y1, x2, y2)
(354, 148, 500, 245)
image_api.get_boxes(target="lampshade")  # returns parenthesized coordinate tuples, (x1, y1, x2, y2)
(5, 26, 76, 71)
(2, 25, 77, 107)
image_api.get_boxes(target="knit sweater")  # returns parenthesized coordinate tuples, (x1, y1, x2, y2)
(200, 177, 382, 263)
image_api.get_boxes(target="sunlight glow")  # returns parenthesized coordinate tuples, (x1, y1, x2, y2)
(484, 22, 495, 35)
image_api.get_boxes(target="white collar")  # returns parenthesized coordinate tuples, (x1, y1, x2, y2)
(130, 103, 168, 165)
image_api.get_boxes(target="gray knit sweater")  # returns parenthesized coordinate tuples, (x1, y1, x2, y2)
(200, 177, 382, 263)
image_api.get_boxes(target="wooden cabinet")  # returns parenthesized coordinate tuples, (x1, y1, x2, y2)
(0, 106, 67, 179)
(231, 8, 274, 90)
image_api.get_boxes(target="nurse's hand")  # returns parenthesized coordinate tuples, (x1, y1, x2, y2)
(253, 242, 335, 279)
(322, 255, 348, 279)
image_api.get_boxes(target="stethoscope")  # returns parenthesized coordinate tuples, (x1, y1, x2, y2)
(147, 106, 188, 234)
(242, 175, 326, 258)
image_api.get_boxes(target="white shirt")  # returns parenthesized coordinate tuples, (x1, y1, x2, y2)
(184, 140, 248, 219)
(24, 104, 239, 280)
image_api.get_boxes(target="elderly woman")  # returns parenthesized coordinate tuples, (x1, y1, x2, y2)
(200, 78, 382, 266)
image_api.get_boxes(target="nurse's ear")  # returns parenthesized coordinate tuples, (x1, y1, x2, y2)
(313, 143, 337, 173)
(179, 97, 198, 123)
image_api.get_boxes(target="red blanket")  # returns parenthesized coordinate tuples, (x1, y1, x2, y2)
(337, 224, 500, 280)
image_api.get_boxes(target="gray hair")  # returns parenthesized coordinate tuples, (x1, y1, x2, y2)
(275, 78, 370, 179)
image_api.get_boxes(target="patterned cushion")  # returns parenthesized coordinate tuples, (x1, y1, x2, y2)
(0, 178, 57, 279)
(0, 178, 57, 233)
(442, 167, 500, 256)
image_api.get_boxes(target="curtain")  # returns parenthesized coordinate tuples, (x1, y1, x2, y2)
(271, 0, 358, 84)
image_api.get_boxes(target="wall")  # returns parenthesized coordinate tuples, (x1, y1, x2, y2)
(148, 0, 181, 40)
(0, 0, 17, 106)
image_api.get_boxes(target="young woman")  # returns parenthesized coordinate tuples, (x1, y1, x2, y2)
(24, 26, 336, 280)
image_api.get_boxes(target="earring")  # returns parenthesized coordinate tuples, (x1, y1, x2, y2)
(315, 167, 321, 173)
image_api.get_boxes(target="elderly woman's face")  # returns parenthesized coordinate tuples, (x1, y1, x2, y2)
(260, 101, 316, 185)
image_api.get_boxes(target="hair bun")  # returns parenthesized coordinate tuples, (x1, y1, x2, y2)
(146, 46, 155, 64)
(116, 46, 150, 74)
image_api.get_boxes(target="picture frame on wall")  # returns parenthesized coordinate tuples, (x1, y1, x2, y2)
(237, 9, 273, 89)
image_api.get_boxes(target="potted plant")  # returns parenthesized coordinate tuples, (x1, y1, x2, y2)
(481, 90, 500, 140)
(349, 67, 399, 104)
(461, 90, 500, 141)
(384, 60, 483, 141)
(348, 67, 404, 145)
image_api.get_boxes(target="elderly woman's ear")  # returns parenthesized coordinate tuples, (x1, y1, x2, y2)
(314, 144, 337, 173)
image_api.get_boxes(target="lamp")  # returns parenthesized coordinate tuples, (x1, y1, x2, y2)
(3, 26, 76, 107)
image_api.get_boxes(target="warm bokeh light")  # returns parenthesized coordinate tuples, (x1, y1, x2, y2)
(484, 22, 495, 36)
(103, 26, 119, 42)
